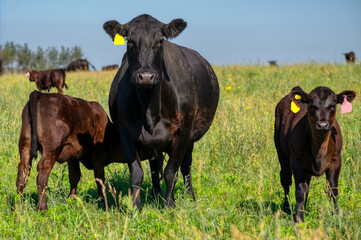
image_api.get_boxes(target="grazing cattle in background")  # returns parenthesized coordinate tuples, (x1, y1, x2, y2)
(102, 64, 119, 71)
(66, 59, 96, 71)
(103, 14, 219, 210)
(268, 60, 278, 67)
(26, 69, 68, 94)
(16, 91, 163, 210)
(343, 51, 356, 63)
(274, 86, 356, 222)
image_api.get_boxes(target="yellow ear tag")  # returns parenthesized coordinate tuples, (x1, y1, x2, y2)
(291, 94, 301, 113)
(291, 101, 300, 113)
(114, 33, 125, 45)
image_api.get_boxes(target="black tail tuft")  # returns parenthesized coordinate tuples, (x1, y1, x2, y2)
(29, 91, 41, 160)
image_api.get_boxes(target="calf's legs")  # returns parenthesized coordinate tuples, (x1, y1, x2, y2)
(37, 154, 57, 210)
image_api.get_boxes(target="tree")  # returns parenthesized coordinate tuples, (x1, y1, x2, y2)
(70, 46, 83, 61)
(16, 43, 32, 71)
(46, 47, 59, 68)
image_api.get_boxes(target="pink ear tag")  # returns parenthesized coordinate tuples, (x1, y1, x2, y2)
(341, 95, 352, 114)
(25, 72, 30, 77)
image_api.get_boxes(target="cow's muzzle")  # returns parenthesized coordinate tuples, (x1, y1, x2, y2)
(134, 70, 159, 88)
(315, 121, 331, 131)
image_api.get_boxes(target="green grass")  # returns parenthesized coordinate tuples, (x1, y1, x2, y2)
(0, 64, 360, 239)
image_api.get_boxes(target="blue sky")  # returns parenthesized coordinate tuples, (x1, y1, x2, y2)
(1, 0, 360, 69)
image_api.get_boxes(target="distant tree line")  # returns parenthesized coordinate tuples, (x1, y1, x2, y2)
(0, 41, 83, 73)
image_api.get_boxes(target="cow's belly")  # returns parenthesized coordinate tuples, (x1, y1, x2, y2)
(134, 122, 173, 154)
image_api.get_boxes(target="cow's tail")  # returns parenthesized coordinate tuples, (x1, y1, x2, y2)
(61, 69, 68, 89)
(88, 62, 96, 71)
(29, 91, 41, 160)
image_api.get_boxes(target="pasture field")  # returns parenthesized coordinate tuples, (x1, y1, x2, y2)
(0, 64, 360, 239)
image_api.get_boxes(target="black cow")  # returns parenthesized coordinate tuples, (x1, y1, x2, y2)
(66, 59, 96, 71)
(103, 14, 219, 210)
(343, 51, 356, 64)
(268, 60, 278, 67)
(274, 86, 356, 222)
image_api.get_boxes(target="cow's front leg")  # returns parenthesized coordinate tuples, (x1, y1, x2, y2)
(120, 129, 143, 211)
(68, 159, 81, 197)
(164, 136, 190, 208)
(292, 157, 309, 222)
(37, 154, 56, 210)
(326, 155, 341, 212)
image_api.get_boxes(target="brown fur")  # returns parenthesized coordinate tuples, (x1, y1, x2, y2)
(102, 64, 119, 71)
(27, 69, 68, 94)
(16, 91, 126, 210)
(274, 86, 356, 222)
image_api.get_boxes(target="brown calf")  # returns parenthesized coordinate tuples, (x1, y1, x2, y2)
(26, 69, 68, 94)
(274, 86, 356, 222)
(16, 91, 163, 210)
(102, 64, 119, 71)
(344, 51, 356, 63)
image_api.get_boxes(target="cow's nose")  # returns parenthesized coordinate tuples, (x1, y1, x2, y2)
(317, 121, 330, 130)
(138, 72, 155, 84)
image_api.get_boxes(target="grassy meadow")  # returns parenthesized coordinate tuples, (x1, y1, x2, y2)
(0, 64, 360, 239)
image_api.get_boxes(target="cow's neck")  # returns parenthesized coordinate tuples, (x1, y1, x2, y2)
(306, 120, 334, 174)
(135, 83, 162, 134)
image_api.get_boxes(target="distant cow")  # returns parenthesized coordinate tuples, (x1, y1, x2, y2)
(274, 86, 356, 222)
(102, 64, 119, 71)
(268, 60, 278, 67)
(343, 51, 356, 63)
(16, 91, 163, 210)
(26, 69, 68, 94)
(103, 14, 219, 210)
(66, 59, 96, 71)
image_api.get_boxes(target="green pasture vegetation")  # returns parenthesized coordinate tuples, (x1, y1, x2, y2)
(0, 64, 360, 239)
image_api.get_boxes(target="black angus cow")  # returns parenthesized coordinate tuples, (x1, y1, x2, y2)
(274, 86, 356, 222)
(343, 51, 356, 63)
(103, 14, 219, 210)
(66, 59, 96, 71)
(268, 60, 278, 67)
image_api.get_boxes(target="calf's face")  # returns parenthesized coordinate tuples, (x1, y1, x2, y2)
(290, 86, 356, 135)
(103, 14, 187, 88)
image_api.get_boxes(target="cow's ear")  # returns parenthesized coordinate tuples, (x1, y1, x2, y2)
(162, 19, 187, 39)
(289, 86, 308, 104)
(337, 90, 356, 103)
(103, 20, 127, 40)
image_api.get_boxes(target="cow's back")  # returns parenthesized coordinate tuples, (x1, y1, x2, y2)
(274, 95, 307, 157)
(35, 94, 108, 148)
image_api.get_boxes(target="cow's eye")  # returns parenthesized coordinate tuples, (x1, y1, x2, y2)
(127, 41, 135, 48)
(308, 104, 317, 111)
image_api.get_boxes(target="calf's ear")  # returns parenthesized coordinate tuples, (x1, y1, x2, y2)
(103, 20, 127, 40)
(337, 90, 356, 103)
(162, 19, 187, 39)
(289, 86, 308, 105)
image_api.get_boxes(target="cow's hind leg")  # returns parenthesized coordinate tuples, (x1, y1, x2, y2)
(16, 133, 32, 195)
(180, 144, 195, 200)
(149, 155, 163, 198)
(37, 153, 57, 210)
(277, 149, 292, 214)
